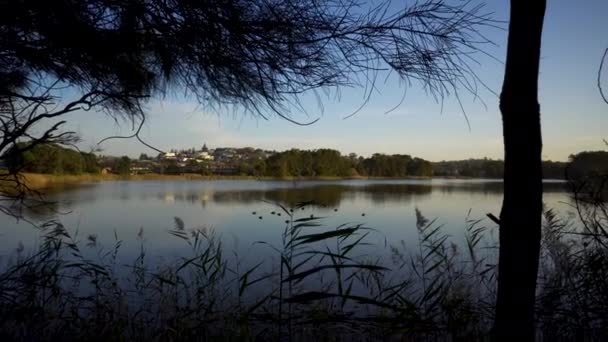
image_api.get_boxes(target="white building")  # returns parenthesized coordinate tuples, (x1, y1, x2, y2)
(162, 152, 177, 160)
(197, 151, 214, 160)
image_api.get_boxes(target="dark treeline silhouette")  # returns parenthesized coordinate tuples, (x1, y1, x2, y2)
(567, 151, 608, 179)
(567, 151, 608, 201)
(432, 158, 568, 179)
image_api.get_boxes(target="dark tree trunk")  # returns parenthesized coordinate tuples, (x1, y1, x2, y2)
(493, 1, 546, 341)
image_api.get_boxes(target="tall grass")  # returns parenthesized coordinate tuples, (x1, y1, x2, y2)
(0, 200, 606, 341)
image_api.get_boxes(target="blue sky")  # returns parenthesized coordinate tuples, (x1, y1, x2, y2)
(45, 0, 608, 162)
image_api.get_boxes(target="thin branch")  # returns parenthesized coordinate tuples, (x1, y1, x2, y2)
(97, 115, 165, 154)
(599, 48, 608, 105)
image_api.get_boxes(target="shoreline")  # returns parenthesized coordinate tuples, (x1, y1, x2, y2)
(3, 173, 566, 191)
(10, 173, 433, 190)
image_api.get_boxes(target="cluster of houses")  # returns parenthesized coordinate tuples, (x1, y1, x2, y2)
(160, 144, 216, 162)
(100, 144, 274, 175)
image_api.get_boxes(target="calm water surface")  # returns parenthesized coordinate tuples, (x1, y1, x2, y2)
(0, 179, 571, 263)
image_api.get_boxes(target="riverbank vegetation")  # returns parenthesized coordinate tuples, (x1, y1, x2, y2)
(0, 195, 606, 341)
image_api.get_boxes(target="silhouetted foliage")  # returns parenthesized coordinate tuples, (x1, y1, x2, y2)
(568, 151, 608, 179)
(0, 0, 492, 183)
(567, 150, 608, 201)
(1, 199, 607, 341)
(0, 0, 492, 149)
(4, 143, 100, 175)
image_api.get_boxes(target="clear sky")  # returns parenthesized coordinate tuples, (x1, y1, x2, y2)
(43, 0, 608, 162)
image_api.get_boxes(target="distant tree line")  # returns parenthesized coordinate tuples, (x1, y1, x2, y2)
(5, 143, 608, 181)
(567, 151, 608, 200)
(432, 158, 569, 179)
(5, 143, 100, 175)
(265, 149, 353, 177)
(261, 150, 433, 178)
(355, 154, 432, 177)
(567, 151, 608, 179)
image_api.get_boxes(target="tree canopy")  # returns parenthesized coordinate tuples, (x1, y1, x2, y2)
(568, 151, 608, 179)
(1, 0, 491, 110)
(5, 143, 99, 175)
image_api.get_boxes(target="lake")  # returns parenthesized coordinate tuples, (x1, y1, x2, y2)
(0, 179, 571, 264)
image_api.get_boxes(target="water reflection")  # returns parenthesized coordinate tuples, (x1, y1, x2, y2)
(10, 180, 569, 223)
(0, 179, 574, 265)
(209, 184, 434, 207)
(153, 181, 567, 209)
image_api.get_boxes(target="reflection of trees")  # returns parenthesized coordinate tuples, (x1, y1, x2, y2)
(260, 185, 350, 207)
(159, 184, 436, 208)
(434, 181, 566, 196)
(173, 184, 432, 207)
(2, 198, 61, 222)
(356, 184, 432, 205)
(3, 183, 87, 222)
(208, 182, 567, 207)
(11, 181, 570, 221)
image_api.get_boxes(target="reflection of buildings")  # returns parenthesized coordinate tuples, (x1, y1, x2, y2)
(163, 192, 175, 204)
(158, 189, 215, 206)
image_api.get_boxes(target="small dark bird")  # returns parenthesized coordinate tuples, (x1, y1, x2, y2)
(252, 211, 256, 215)
(285, 220, 290, 224)
(310, 214, 314, 218)
(334, 208, 338, 212)
(361, 213, 366, 216)
(301, 207, 305, 211)
(259, 216, 263, 220)
(271, 211, 275, 215)
(277, 213, 281, 216)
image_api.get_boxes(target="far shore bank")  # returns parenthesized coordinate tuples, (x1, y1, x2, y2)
(4, 173, 437, 190)
(2, 173, 565, 191)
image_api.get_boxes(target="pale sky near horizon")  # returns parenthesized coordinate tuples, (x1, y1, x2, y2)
(42, 0, 608, 162)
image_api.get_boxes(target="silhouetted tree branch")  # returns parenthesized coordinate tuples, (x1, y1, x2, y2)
(599, 48, 608, 105)
(0, 84, 150, 217)
(0, 0, 494, 216)
(97, 115, 164, 154)
(1, 0, 494, 118)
